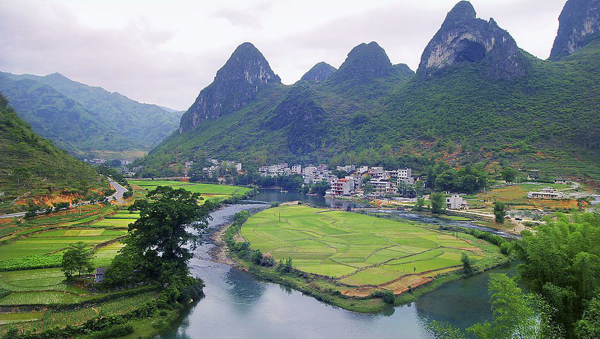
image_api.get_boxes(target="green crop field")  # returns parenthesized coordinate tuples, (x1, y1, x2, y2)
(91, 218, 133, 228)
(129, 180, 251, 197)
(94, 242, 125, 267)
(0, 311, 45, 325)
(0, 229, 127, 261)
(0, 268, 88, 293)
(242, 205, 505, 294)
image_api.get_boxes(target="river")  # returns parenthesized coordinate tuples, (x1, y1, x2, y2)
(160, 190, 518, 339)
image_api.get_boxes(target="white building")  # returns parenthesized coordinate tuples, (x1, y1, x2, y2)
(528, 187, 563, 199)
(369, 179, 390, 196)
(446, 195, 468, 210)
(357, 166, 369, 174)
(337, 165, 356, 173)
(369, 167, 385, 179)
(398, 168, 412, 180)
(291, 165, 302, 174)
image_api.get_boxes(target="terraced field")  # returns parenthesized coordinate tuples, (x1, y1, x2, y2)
(0, 208, 134, 306)
(242, 205, 505, 295)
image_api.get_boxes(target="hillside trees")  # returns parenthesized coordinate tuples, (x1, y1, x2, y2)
(516, 213, 600, 336)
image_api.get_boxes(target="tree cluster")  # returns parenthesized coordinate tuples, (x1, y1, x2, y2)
(427, 163, 490, 194)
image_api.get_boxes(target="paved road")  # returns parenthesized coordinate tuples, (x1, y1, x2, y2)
(107, 177, 128, 203)
(0, 177, 128, 219)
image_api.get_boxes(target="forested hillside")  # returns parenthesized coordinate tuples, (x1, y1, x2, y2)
(0, 93, 104, 214)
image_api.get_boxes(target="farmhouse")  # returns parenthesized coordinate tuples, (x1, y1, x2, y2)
(94, 267, 106, 282)
(527, 187, 563, 199)
(446, 195, 469, 210)
(553, 178, 569, 185)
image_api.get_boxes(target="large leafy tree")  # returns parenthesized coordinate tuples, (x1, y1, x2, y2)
(61, 242, 94, 278)
(430, 192, 446, 214)
(127, 186, 211, 282)
(493, 202, 506, 224)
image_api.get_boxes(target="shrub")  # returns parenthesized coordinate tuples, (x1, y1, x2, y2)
(89, 324, 134, 339)
(370, 290, 396, 304)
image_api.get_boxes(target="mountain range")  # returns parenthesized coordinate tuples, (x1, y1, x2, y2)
(137, 0, 600, 182)
(0, 72, 182, 159)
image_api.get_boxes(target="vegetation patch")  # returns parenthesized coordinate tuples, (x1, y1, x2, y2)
(232, 205, 509, 310)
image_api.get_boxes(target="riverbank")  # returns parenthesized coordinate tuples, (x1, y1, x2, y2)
(219, 205, 512, 313)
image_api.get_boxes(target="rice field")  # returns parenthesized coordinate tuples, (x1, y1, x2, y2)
(0, 291, 159, 335)
(242, 205, 502, 290)
(94, 242, 125, 267)
(0, 228, 127, 260)
(129, 180, 252, 199)
(0, 268, 88, 293)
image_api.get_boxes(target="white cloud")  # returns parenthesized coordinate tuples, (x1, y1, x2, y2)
(0, 0, 567, 110)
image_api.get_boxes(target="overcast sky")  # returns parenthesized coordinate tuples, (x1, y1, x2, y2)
(0, 0, 567, 110)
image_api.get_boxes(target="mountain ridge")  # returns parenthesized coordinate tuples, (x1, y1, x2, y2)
(137, 1, 600, 182)
(0, 71, 182, 159)
(179, 42, 281, 133)
(550, 0, 600, 60)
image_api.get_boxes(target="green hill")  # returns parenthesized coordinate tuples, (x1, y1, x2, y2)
(136, 1, 600, 183)
(0, 72, 182, 159)
(0, 93, 104, 214)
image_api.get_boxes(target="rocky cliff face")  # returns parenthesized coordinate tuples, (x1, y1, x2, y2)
(327, 41, 397, 84)
(179, 42, 281, 133)
(417, 1, 525, 80)
(550, 0, 600, 60)
(300, 62, 337, 82)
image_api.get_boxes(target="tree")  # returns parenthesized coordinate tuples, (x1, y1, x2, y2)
(430, 274, 562, 339)
(311, 181, 330, 196)
(251, 249, 264, 265)
(467, 274, 548, 339)
(435, 169, 458, 192)
(414, 197, 425, 211)
(126, 186, 210, 282)
(461, 253, 475, 275)
(575, 295, 600, 338)
(61, 242, 94, 278)
(518, 213, 600, 335)
(493, 202, 506, 224)
(430, 192, 446, 214)
(501, 167, 518, 183)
